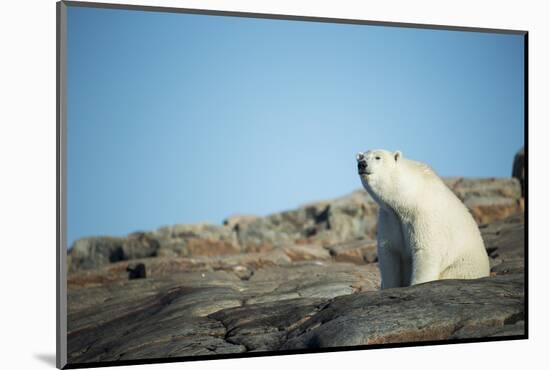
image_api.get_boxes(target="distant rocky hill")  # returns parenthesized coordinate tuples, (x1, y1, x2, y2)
(68, 177, 522, 273)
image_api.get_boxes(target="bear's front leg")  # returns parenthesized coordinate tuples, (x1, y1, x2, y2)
(378, 246, 402, 289)
(377, 208, 405, 289)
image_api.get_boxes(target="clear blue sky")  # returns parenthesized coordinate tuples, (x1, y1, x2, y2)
(66, 6, 524, 247)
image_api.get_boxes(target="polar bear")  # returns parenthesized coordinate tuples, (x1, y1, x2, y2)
(356, 149, 490, 289)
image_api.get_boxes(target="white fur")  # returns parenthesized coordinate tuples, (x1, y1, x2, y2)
(357, 149, 490, 288)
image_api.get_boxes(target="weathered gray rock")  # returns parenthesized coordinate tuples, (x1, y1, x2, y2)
(68, 233, 160, 272)
(230, 195, 379, 251)
(210, 297, 326, 352)
(481, 213, 525, 275)
(151, 223, 241, 257)
(67, 285, 247, 362)
(280, 274, 524, 349)
(66, 262, 380, 363)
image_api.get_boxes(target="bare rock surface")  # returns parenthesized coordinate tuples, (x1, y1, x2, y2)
(67, 261, 380, 363)
(67, 270, 524, 363)
(279, 274, 523, 349)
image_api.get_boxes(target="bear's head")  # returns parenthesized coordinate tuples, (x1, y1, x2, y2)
(356, 149, 402, 204)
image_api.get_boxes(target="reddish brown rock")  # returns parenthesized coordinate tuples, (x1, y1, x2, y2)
(185, 238, 241, 257)
(465, 197, 523, 225)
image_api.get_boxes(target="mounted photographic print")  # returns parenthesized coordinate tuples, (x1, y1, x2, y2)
(56, 1, 527, 368)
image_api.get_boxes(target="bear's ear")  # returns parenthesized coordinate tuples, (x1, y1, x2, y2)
(394, 151, 402, 162)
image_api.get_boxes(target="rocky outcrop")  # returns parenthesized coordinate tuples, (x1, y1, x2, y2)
(68, 233, 160, 272)
(68, 178, 522, 272)
(445, 177, 522, 224)
(279, 273, 523, 349)
(66, 209, 525, 364)
(512, 147, 525, 197)
(481, 213, 525, 274)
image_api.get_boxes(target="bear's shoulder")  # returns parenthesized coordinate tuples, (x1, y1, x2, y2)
(401, 158, 438, 180)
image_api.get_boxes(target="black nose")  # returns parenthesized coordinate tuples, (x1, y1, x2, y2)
(358, 161, 367, 170)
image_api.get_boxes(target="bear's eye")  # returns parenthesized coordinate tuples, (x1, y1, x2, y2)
(375, 156, 381, 160)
